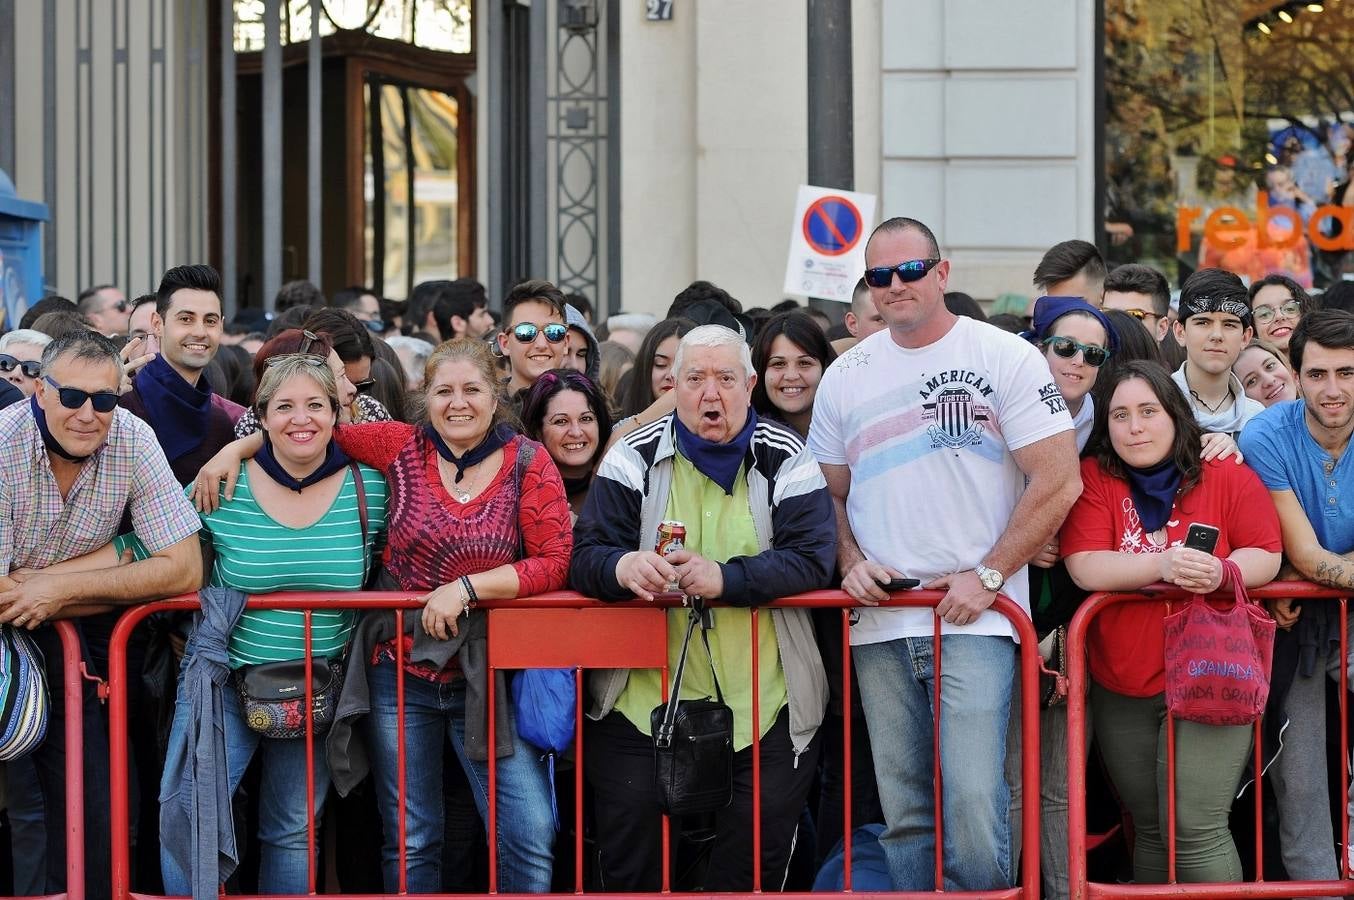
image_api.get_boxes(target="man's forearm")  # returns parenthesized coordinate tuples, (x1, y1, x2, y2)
(51, 554, 199, 607)
(832, 494, 865, 572)
(1295, 545, 1354, 590)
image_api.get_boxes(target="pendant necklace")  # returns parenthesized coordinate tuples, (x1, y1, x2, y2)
(452, 462, 483, 504)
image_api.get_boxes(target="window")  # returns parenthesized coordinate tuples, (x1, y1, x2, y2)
(233, 0, 472, 54)
(1104, 0, 1354, 288)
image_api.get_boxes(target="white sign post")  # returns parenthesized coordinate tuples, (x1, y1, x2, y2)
(783, 185, 877, 303)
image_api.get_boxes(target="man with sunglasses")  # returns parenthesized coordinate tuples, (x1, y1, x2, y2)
(497, 278, 569, 404)
(76, 283, 131, 336)
(1170, 268, 1263, 440)
(809, 216, 1082, 892)
(0, 328, 52, 397)
(0, 331, 202, 900)
(1103, 263, 1172, 342)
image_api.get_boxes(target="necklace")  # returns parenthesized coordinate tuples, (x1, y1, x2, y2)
(1190, 386, 1232, 415)
(450, 460, 485, 503)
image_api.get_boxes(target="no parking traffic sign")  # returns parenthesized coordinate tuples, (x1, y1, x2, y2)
(784, 185, 876, 303)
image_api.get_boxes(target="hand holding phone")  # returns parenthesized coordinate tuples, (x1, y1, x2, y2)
(874, 577, 921, 591)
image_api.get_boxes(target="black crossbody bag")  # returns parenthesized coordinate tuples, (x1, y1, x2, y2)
(650, 605, 733, 816)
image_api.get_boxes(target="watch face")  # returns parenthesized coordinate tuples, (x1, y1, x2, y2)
(979, 568, 1003, 591)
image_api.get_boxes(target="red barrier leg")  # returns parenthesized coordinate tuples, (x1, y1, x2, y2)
(59, 623, 86, 900)
(661, 662, 670, 893)
(304, 610, 317, 894)
(1343, 598, 1350, 881)
(1253, 719, 1264, 882)
(488, 638, 499, 893)
(396, 610, 409, 895)
(751, 608, 762, 892)
(1166, 704, 1177, 884)
(932, 613, 944, 892)
(841, 608, 853, 893)
(575, 666, 584, 894)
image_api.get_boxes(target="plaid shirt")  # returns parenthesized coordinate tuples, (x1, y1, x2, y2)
(0, 400, 200, 572)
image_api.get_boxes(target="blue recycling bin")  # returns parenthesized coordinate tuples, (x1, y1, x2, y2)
(0, 169, 48, 333)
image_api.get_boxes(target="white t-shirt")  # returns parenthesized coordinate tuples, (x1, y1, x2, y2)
(808, 317, 1075, 644)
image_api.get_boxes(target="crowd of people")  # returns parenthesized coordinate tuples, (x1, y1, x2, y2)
(0, 218, 1353, 900)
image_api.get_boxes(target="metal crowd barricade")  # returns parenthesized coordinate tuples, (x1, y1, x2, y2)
(107, 590, 1042, 900)
(1067, 581, 1351, 900)
(12, 620, 90, 900)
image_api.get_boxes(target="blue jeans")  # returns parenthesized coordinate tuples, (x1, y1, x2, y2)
(365, 662, 555, 893)
(853, 635, 1015, 891)
(160, 677, 331, 894)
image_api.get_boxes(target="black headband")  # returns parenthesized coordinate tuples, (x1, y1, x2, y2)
(1178, 294, 1252, 327)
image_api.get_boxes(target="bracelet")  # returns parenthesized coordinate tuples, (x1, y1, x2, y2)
(460, 575, 478, 617)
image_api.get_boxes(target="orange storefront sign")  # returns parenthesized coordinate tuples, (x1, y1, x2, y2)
(1177, 193, 1354, 252)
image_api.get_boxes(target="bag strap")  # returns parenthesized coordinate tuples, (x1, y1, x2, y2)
(655, 608, 701, 748)
(694, 599, 725, 705)
(350, 461, 370, 584)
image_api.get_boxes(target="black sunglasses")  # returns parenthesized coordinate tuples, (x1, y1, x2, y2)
(43, 376, 120, 412)
(1042, 336, 1111, 368)
(353, 378, 377, 393)
(863, 257, 942, 288)
(511, 322, 569, 344)
(0, 354, 41, 379)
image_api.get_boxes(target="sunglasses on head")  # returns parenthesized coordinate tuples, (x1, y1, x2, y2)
(353, 378, 376, 393)
(1042, 336, 1111, 368)
(511, 322, 569, 344)
(43, 376, 120, 413)
(0, 354, 41, 379)
(1252, 299, 1302, 326)
(863, 257, 942, 288)
(1118, 308, 1158, 322)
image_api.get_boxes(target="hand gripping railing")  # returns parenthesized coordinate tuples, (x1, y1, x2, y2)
(1067, 581, 1351, 900)
(107, 590, 1042, 900)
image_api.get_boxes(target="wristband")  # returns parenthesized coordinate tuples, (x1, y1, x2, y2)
(460, 575, 479, 617)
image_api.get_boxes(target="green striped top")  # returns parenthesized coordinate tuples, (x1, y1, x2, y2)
(116, 461, 389, 668)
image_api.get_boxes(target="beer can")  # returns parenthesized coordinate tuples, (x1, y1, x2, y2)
(656, 520, 686, 557)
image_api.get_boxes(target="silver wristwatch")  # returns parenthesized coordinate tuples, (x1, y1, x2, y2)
(974, 564, 1004, 593)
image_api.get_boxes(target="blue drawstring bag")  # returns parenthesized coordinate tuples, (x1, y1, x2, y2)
(512, 667, 576, 829)
(812, 824, 892, 891)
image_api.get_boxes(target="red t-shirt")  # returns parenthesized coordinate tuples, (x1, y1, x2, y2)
(1060, 456, 1282, 697)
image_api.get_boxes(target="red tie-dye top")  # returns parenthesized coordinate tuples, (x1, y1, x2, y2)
(332, 422, 572, 596)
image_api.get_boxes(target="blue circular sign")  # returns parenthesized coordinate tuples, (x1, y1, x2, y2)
(802, 196, 863, 257)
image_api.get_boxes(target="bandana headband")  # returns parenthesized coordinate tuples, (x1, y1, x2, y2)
(1178, 294, 1252, 327)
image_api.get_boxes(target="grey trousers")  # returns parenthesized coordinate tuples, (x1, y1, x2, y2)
(1268, 640, 1342, 896)
(1006, 683, 1080, 900)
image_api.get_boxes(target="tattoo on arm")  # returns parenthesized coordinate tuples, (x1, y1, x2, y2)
(1315, 560, 1354, 589)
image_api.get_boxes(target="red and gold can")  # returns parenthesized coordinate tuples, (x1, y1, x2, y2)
(656, 520, 686, 557)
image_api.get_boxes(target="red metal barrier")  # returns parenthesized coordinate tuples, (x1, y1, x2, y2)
(107, 590, 1042, 900)
(1067, 581, 1352, 900)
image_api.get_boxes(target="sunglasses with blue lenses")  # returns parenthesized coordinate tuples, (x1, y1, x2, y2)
(863, 257, 942, 288)
(0, 354, 41, 379)
(512, 322, 569, 344)
(43, 376, 121, 413)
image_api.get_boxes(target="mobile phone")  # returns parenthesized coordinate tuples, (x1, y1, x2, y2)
(874, 577, 921, 591)
(1184, 523, 1220, 554)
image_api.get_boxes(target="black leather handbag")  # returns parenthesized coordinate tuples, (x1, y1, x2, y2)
(650, 606, 734, 817)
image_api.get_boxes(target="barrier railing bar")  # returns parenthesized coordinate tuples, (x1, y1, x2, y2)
(1252, 714, 1263, 883)
(574, 665, 585, 895)
(660, 662, 670, 895)
(1164, 594, 1177, 886)
(487, 624, 500, 895)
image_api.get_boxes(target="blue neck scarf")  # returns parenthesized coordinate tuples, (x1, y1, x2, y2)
(136, 354, 212, 462)
(1124, 458, 1182, 534)
(254, 433, 352, 493)
(673, 409, 757, 496)
(425, 422, 515, 483)
(30, 395, 92, 463)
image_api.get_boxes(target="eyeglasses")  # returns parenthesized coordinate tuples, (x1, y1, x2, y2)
(511, 322, 569, 344)
(0, 354, 41, 379)
(863, 258, 942, 288)
(1252, 299, 1302, 325)
(42, 376, 120, 412)
(353, 378, 376, 393)
(1042, 336, 1111, 368)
